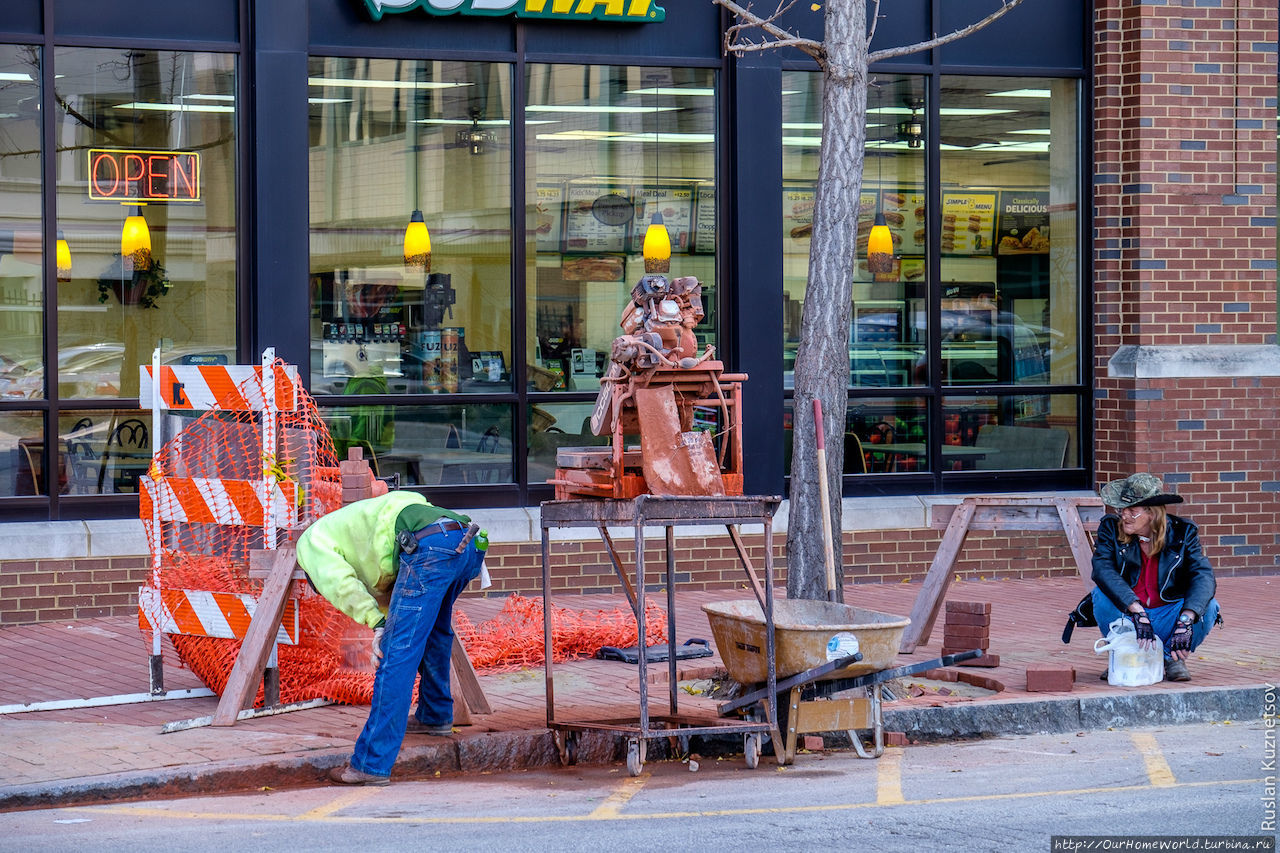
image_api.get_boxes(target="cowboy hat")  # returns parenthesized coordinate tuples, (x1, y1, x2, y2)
(1099, 473, 1184, 509)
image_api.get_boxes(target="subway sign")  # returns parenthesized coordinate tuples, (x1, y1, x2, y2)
(87, 148, 201, 203)
(363, 0, 665, 22)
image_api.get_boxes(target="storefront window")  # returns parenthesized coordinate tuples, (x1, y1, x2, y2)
(524, 65, 717, 398)
(782, 72, 1081, 477)
(53, 49, 238, 403)
(308, 58, 513, 398)
(0, 46, 44, 497)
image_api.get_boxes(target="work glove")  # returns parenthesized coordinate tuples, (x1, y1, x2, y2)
(1128, 610, 1156, 648)
(1168, 618, 1194, 655)
(371, 626, 385, 668)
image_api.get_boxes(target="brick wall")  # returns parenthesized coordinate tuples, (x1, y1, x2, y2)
(1093, 0, 1280, 572)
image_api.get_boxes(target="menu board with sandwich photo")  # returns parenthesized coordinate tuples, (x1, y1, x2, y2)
(631, 185, 695, 253)
(940, 192, 997, 256)
(996, 190, 1051, 254)
(783, 183, 816, 250)
(533, 182, 565, 254)
(562, 182, 633, 254)
(692, 184, 716, 254)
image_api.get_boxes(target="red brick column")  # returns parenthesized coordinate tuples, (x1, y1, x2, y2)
(1093, 0, 1279, 575)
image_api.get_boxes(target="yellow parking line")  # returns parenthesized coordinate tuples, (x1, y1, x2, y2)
(1130, 732, 1176, 787)
(298, 786, 382, 820)
(876, 748, 905, 805)
(588, 772, 651, 818)
(74, 776, 1259, 825)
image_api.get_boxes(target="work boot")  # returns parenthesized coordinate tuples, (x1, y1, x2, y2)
(328, 763, 390, 786)
(1163, 659, 1191, 682)
(406, 719, 454, 736)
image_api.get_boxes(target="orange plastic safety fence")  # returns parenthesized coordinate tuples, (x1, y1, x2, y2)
(454, 594, 668, 673)
(140, 358, 668, 708)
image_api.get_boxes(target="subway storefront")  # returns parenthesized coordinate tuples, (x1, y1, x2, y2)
(2, 1, 1276, 619)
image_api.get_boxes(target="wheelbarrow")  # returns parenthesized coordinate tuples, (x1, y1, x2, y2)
(704, 598, 982, 763)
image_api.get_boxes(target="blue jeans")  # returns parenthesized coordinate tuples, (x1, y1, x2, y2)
(1090, 587, 1219, 659)
(350, 525, 484, 778)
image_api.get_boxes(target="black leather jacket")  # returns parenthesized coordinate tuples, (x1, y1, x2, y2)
(1090, 514, 1216, 621)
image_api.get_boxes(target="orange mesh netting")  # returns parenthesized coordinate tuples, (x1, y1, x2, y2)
(454, 594, 667, 672)
(140, 359, 666, 707)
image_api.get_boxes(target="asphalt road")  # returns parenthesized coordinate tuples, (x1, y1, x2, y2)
(3, 721, 1274, 852)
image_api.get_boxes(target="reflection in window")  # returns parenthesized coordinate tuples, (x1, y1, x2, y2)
(322, 403, 514, 487)
(525, 65, 717, 393)
(53, 48, 238, 401)
(308, 58, 513, 398)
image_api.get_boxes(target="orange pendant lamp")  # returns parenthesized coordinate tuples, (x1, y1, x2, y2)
(56, 230, 72, 281)
(403, 209, 431, 272)
(642, 212, 671, 274)
(121, 206, 152, 270)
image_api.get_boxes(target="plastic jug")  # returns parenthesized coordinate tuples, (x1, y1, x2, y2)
(1094, 617, 1164, 686)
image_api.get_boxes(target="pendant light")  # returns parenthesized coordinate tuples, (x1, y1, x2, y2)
(642, 74, 670, 275)
(121, 205, 152, 270)
(404, 209, 431, 271)
(56, 230, 71, 281)
(866, 85, 894, 276)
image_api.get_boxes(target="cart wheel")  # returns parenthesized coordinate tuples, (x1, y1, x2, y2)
(554, 730, 578, 767)
(744, 733, 761, 769)
(626, 738, 646, 776)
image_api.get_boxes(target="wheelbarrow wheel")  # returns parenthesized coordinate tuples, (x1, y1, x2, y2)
(626, 738, 646, 776)
(744, 732, 761, 769)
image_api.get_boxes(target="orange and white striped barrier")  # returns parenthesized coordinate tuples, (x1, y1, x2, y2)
(138, 587, 299, 645)
(141, 476, 300, 529)
(140, 363, 298, 412)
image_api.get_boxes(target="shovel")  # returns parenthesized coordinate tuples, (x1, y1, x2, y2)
(812, 398, 839, 602)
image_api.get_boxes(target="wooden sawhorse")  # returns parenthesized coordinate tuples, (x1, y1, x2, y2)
(205, 547, 490, 728)
(898, 495, 1104, 654)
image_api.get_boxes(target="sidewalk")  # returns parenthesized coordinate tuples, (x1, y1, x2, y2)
(1, 575, 1275, 811)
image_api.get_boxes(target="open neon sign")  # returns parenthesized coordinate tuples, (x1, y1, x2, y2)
(87, 148, 201, 202)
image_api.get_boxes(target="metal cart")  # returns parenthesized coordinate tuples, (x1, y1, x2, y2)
(539, 495, 783, 775)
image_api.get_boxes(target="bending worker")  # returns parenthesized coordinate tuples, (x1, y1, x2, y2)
(297, 489, 487, 786)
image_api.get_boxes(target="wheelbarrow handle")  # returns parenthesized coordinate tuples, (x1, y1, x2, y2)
(813, 649, 985, 696)
(717, 652, 863, 716)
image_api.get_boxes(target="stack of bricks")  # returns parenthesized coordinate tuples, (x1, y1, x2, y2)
(340, 447, 376, 505)
(940, 600, 998, 668)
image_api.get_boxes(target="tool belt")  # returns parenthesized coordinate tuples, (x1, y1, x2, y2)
(397, 518, 480, 555)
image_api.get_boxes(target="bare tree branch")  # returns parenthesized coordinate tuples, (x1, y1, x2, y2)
(868, 0, 1025, 63)
(714, 0, 824, 61)
(866, 0, 881, 44)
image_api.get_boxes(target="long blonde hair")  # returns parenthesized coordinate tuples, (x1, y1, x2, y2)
(1116, 505, 1167, 556)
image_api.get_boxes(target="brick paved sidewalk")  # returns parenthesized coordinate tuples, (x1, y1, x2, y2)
(1, 575, 1275, 808)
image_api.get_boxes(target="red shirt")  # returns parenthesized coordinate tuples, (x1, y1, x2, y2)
(1133, 548, 1163, 607)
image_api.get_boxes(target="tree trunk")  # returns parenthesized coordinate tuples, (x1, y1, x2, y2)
(785, 3, 868, 601)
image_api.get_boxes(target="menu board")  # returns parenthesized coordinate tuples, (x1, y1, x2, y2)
(632, 185, 695, 253)
(692, 184, 716, 254)
(533, 182, 564, 254)
(941, 192, 997, 256)
(863, 186, 926, 256)
(783, 183, 816, 249)
(562, 182, 633, 254)
(996, 191, 1051, 254)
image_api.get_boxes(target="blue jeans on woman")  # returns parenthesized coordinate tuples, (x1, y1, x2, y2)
(350, 525, 484, 778)
(1089, 587, 1219, 658)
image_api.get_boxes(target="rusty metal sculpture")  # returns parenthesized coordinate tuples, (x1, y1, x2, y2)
(551, 240, 746, 500)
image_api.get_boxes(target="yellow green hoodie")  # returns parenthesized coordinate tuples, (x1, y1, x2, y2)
(297, 491, 457, 627)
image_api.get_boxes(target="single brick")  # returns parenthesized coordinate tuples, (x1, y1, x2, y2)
(802, 735, 825, 752)
(942, 624, 991, 641)
(956, 654, 1001, 668)
(884, 731, 909, 747)
(1025, 665, 1075, 693)
(944, 601, 991, 615)
(943, 611, 991, 627)
(941, 644, 987, 656)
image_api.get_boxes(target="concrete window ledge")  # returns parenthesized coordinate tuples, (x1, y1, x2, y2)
(1108, 344, 1280, 379)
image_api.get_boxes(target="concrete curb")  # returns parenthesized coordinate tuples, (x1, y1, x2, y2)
(0, 685, 1266, 811)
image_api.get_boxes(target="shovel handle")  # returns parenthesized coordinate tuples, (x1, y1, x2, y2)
(813, 399, 838, 602)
